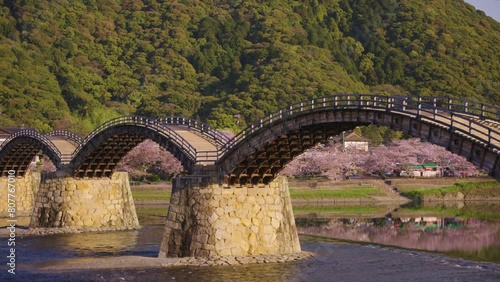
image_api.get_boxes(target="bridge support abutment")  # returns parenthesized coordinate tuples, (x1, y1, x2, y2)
(158, 176, 301, 258)
(0, 172, 41, 217)
(30, 172, 139, 229)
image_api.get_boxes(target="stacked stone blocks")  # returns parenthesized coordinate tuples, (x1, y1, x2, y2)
(0, 172, 40, 216)
(30, 172, 139, 229)
(159, 176, 301, 258)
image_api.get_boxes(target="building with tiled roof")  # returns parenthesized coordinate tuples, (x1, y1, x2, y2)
(343, 131, 371, 151)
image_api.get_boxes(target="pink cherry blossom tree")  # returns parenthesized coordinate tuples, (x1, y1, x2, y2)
(116, 139, 184, 181)
(281, 138, 482, 181)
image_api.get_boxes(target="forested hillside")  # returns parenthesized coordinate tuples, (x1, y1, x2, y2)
(0, 0, 498, 134)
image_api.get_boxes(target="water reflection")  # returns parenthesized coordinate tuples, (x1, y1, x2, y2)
(53, 230, 139, 256)
(296, 202, 500, 263)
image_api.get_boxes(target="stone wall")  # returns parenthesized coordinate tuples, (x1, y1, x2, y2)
(158, 176, 301, 258)
(0, 172, 40, 217)
(30, 172, 139, 229)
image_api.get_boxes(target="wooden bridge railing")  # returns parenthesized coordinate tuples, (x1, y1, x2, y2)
(72, 116, 199, 163)
(156, 116, 231, 147)
(48, 130, 83, 145)
(0, 129, 63, 162)
(218, 94, 500, 159)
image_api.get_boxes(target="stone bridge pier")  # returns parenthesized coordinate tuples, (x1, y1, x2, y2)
(0, 172, 41, 217)
(158, 175, 301, 258)
(30, 172, 139, 229)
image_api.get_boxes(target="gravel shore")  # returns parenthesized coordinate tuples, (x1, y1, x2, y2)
(36, 252, 315, 271)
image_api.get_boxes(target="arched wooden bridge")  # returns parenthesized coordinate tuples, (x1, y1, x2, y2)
(1, 95, 499, 182)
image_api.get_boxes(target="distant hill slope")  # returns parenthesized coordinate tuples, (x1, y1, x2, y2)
(0, 0, 498, 133)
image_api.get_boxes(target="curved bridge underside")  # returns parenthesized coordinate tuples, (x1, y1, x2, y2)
(71, 124, 197, 178)
(217, 96, 500, 185)
(0, 132, 61, 177)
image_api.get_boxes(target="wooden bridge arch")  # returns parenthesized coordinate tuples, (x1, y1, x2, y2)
(0, 130, 62, 177)
(216, 95, 500, 185)
(70, 117, 199, 178)
(0, 95, 499, 181)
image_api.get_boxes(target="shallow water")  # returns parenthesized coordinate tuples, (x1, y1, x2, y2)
(2, 202, 500, 281)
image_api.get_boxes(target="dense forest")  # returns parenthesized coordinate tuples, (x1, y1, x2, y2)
(0, 0, 499, 134)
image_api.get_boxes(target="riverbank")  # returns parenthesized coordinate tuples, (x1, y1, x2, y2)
(398, 179, 500, 202)
(131, 178, 411, 205)
(131, 177, 499, 205)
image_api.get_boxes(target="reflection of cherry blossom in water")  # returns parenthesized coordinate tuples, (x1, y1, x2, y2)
(298, 217, 500, 252)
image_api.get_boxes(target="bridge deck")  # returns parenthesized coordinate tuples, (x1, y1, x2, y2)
(166, 126, 218, 151)
(47, 136, 76, 164)
(418, 111, 500, 149)
(164, 125, 218, 165)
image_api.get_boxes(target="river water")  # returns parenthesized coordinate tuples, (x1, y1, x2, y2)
(2, 202, 500, 281)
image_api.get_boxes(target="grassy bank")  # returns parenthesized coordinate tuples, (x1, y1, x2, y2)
(132, 190, 170, 201)
(401, 180, 500, 201)
(132, 184, 386, 202)
(131, 178, 499, 203)
(289, 186, 383, 199)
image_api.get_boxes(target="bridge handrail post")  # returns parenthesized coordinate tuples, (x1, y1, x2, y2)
(334, 96, 338, 107)
(288, 105, 293, 116)
(279, 110, 283, 119)
(417, 97, 422, 116)
(311, 100, 314, 110)
(464, 101, 469, 113)
(402, 98, 407, 111)
(481, 104, 485, 120)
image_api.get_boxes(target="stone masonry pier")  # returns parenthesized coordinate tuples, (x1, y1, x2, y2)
(0, 172, 40, 217)
(30, 172, 139, 229)
(158, 176, 301, 258)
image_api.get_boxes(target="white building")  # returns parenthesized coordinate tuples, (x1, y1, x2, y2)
(343, 132, 370, 151)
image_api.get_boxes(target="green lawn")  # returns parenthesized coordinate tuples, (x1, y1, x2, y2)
(132, 190, 171, 200)
(289, 186, 384, 199)
(131, 186, 385, 201)
(401, 180, 500, 200)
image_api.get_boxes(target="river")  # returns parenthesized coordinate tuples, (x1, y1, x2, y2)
(2, 202, 500, 281)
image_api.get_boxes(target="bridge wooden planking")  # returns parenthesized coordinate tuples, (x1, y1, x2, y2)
(47, 136, 77, 164)
(0, 143, 40, 176)
(73, 134, 147, 178)
(166, 125, 218, 151)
